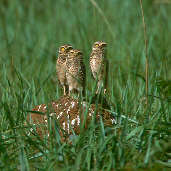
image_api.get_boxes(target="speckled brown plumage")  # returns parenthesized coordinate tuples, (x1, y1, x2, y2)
(56, 44, 73, 95)
(66, 49, 86, 95)
(90, 41, 108, 94)
(27, 96, 116, 141)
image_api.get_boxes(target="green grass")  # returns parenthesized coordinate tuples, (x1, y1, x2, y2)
(0, 0, 171, 170)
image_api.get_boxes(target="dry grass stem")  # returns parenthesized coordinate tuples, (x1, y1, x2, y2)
(139, 0, 149, 107)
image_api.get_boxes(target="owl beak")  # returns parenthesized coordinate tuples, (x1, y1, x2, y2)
(68, 46, 73, 50)
(101, 42, 107, 47)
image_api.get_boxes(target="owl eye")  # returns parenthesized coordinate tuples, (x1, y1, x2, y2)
(61, 47, 65, 51)
(95, 44, 99, 47)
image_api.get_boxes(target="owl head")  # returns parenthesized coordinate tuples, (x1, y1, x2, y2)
(92, 41, 107, 51)
(69, 49, 83, 58)
(59, 44, 73, 54)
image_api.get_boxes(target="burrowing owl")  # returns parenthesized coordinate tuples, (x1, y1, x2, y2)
(90, 41, 108, 94)
(56, 44, 73, 95)
(66, 49, 86, 96)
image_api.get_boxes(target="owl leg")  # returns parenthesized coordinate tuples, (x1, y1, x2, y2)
(96, 80, 103, 94)
(63, 85, 66, 95)
(69, 86, 72, 96)
(77, 87, 84, 98)
(96, 81, 100, 94)
(96, 88, 99, 94)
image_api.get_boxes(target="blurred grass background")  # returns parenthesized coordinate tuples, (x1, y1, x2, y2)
(0, 0, 171, 170)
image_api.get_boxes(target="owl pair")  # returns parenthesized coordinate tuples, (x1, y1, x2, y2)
(56, 41, 107, 96)
(56, 45, 85, 96)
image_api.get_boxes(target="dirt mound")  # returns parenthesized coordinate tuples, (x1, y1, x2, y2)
(27, 95, 116, 141)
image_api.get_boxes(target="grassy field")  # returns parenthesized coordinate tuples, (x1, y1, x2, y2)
(0, 0, 171, 170)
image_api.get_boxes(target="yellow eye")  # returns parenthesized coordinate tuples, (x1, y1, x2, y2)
(61, 47, 65, 51)
(95, 44, 99, 47)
